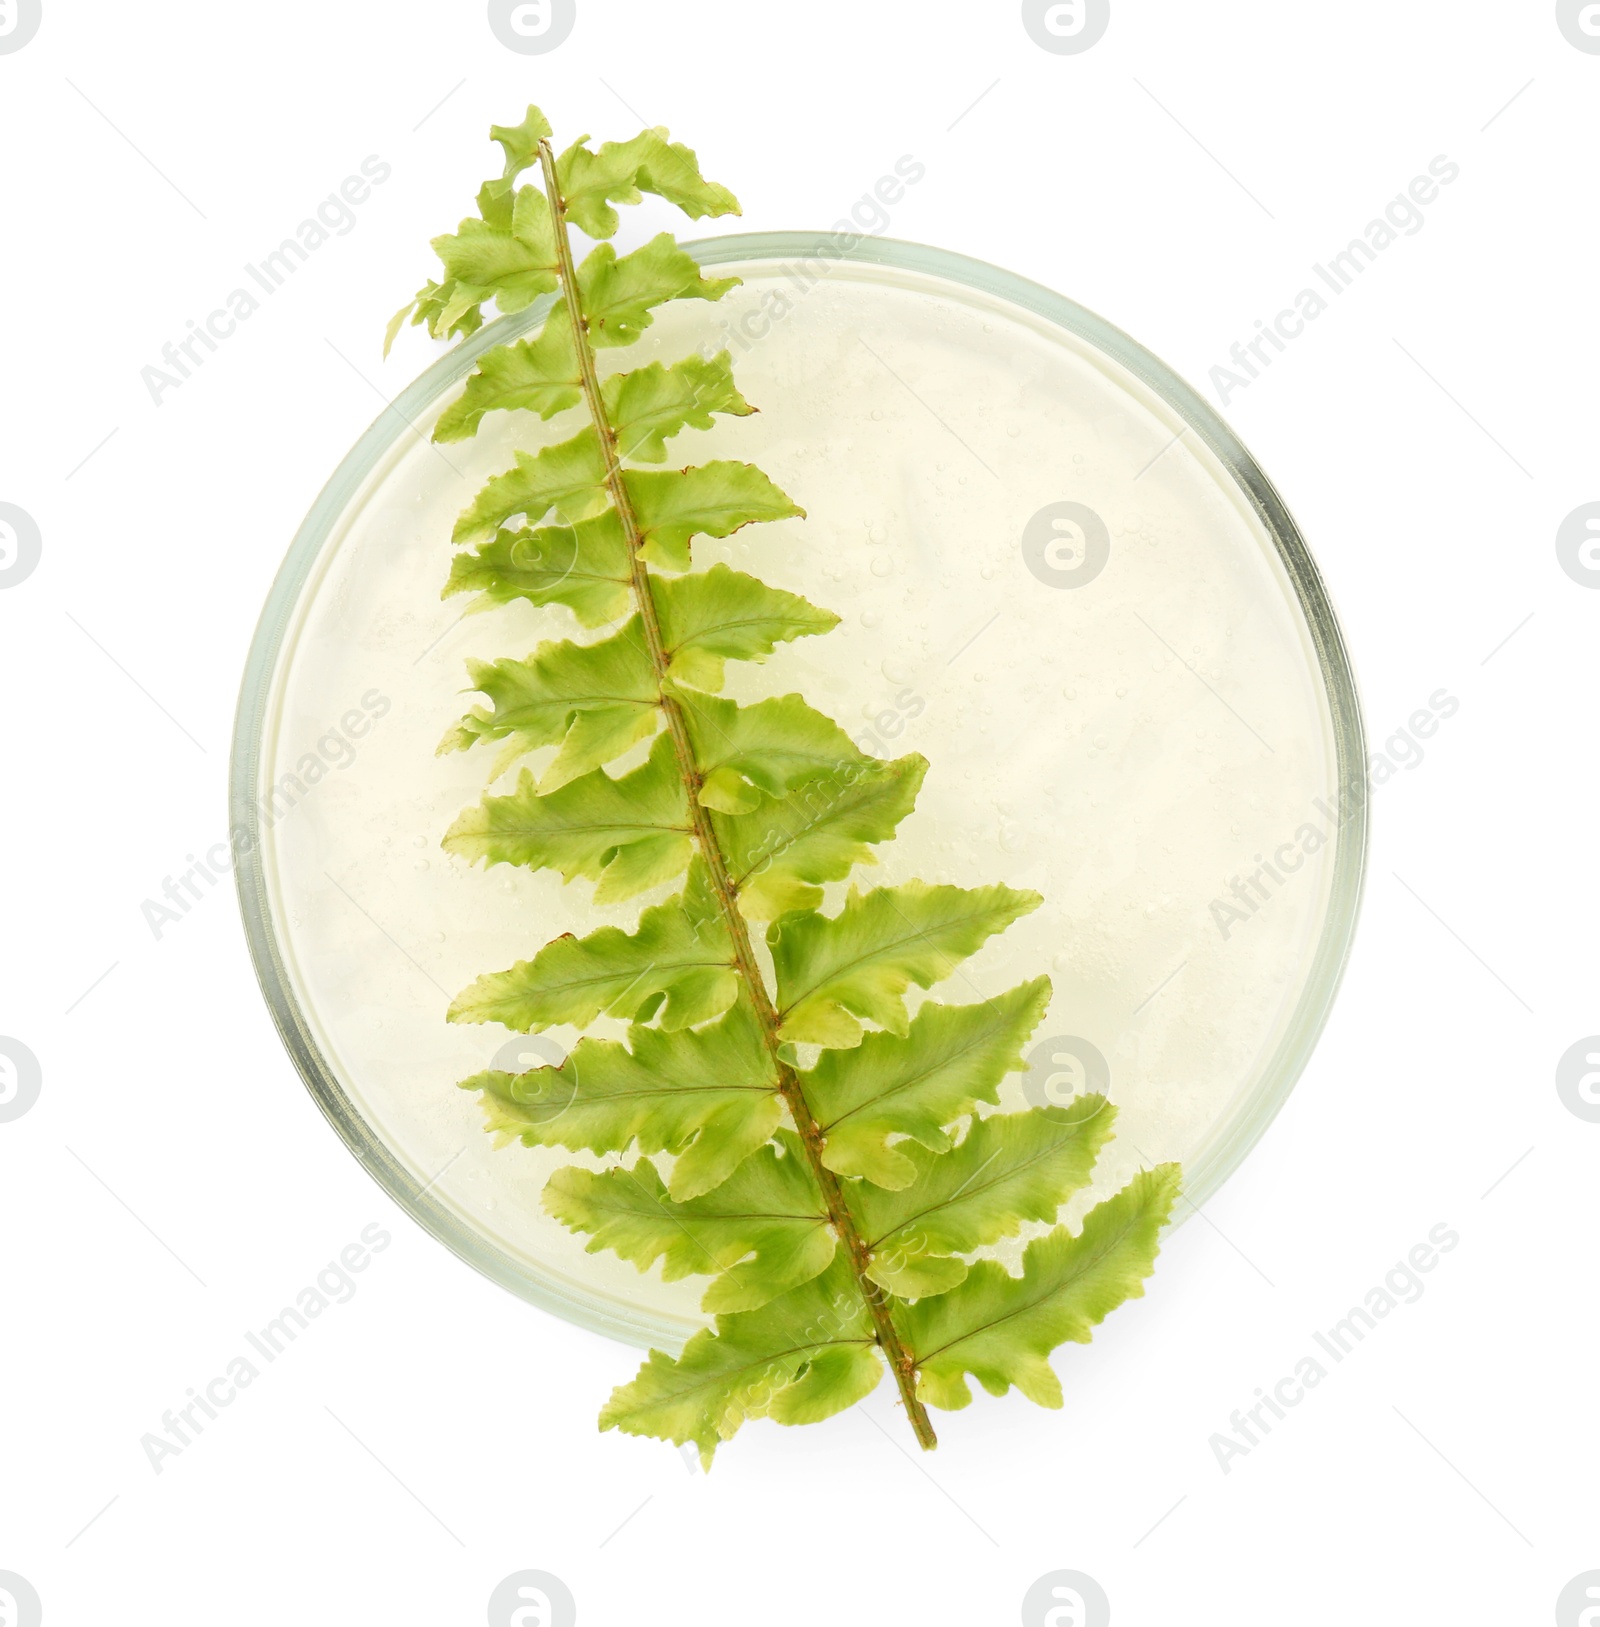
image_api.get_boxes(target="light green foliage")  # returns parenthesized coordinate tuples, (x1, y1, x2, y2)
(429, 195, 558, 316)
(578, 236, 739, 349)
(623, 461, 805, 571)
(433, 308, 581, 443)
(676, 689, 866, 815)
(895, 1167, 1181, 1410)
(466, 998, 781, 1201)
(404, 107, 1180, 1462)
(451, 429, 610, 544)
(716, 754, 928, 919)
(438, 623, 658, 788)
(770, 880, 1042, 1046)
(556, 127, 740, 239)
(605, 354, 753, 463)
(855, 1103, 1117, 1297)
(448, 858, 737, 1032)
(442, 511, 633, 626)
(489, 107, 555, 183)
(652, 563, 839, 691)
(545, 1134, 834, 1314)
(804, 978, 1052, 1187)
(442, 733, 691, 902)
(599, 1259, 882, 1468)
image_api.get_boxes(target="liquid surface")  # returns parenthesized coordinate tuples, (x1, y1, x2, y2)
(259, 256, 1343, 1346)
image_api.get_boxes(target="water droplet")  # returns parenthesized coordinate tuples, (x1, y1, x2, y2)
(868, 523, 887, 544)
(1094, 735, 1108, 749)
(882, 660, 910, 684)
(870, 408, 884, 421)
(1063, 687, 1077, 701)
(414, 859, 430, 872)
(412, 836, 427, 848)
(861, 608, 881, 627)
(1007, 424, 1021, 438)
(1116, 686, 1128, 698)
(870, 556, 892, 578)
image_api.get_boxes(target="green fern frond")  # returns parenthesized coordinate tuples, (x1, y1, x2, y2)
(395, 105, 1182, 1462)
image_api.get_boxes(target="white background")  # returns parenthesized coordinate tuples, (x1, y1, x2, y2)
(1, 3, 1595, 1623)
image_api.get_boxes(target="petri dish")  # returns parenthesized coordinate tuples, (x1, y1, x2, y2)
(231, 233, 1367, 1351)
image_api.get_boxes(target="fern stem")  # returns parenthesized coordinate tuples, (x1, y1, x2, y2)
(536, 139, 938, 1452)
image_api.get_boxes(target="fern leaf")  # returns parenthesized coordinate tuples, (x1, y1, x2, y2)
(651, 562, 838, 691)
(434, 308, 582, 443)
(604, 353, 754, 464)
(452, 428, 609, 544)
(389, 113, 556, 350)
(490, 105, 555, 183)
(676, 689, 867, 816)
(623, 460, 804, 572)
(718, 754, 928, 919)
(556, 129, 740, 240)
(599, 1259, 881, 1467)
(409, 105, 1182, 1461)
(447, 859, 736, 1032)
(897, 1165, 1182, 1411)
(804, 978, 1052, 1188)
(854, 1103, 1116, 1297)
(428, 191, 558, 317)
(386, 281, 476, 353)
(440, 623, 659, 788)
(442, 510, 633, 627)
(462, 998, 780, 1200)
(577, 235, 738, 349)
(545, 1134, 833, 1314)
(772, 882, 1043, 1047)
(442, 733, 690, 903)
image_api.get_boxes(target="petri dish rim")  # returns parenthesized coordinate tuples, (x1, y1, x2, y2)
(230, 231, 1369, 1347)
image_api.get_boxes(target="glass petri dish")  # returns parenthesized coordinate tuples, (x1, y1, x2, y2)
(231, 233, 1367, 1351)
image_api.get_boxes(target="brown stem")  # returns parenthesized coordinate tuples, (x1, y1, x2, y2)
(535, 140, 936, 1451)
